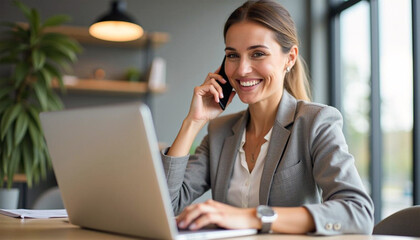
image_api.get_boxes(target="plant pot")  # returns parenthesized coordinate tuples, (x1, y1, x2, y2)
(0, 188, 20, 209)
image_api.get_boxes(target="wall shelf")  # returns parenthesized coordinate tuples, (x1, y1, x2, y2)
(18, 22, 168, 96)
(18, 22, 170, 48)
(52, 78, 166, 95)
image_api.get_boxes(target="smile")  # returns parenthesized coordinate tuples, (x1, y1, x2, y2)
(239, 79, 262, 87)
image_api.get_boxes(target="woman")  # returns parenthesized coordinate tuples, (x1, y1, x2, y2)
(161, 0, 374, 235)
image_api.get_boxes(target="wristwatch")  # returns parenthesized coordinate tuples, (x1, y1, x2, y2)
(256, 205, 278, 233)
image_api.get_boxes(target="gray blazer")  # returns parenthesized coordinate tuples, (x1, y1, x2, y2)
(161, 90, 374, 235)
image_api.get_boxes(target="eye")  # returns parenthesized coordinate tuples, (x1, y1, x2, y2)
(252, 51, 265, 58)
(226, 53, 239, 59)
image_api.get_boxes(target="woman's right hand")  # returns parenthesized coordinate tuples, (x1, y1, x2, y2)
(186, 70, 235, 125)
(167, 69, 235, 157)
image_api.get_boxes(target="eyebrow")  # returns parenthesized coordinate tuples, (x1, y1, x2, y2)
(225, 45, 269, 51)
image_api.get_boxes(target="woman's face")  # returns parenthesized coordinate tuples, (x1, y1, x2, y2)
(224, 21, 292, 106)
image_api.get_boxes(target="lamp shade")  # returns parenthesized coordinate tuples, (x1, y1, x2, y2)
(89, 0, 143, 42)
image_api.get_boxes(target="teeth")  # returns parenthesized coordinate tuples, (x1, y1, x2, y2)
(240, 80, 261, 87)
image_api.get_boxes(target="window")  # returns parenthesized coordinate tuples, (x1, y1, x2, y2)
(329, 0, 418, 222)
(379, 0, 413, 218)
(340, 1, 371, 193)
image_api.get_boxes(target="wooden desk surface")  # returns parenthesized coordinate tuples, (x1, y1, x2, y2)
(1, 214, 419, 240)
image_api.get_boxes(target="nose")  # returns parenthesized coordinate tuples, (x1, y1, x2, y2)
(236, 58, 252, 76)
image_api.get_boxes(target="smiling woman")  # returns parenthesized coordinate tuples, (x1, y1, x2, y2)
(161, 0, 374, 235)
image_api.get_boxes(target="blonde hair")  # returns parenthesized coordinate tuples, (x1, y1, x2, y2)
(224, 0, 311, 101)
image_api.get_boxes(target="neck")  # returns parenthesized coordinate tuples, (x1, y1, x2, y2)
(247, 91, 283, 137)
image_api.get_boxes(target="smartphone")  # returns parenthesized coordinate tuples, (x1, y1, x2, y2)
(217, 57, 233, 110)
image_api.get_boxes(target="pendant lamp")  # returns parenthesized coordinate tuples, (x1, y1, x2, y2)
(89, 0, 144, 42)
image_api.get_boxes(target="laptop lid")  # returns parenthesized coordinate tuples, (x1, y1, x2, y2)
(40, 102, 257, 240)
(41, 103, 177, 239)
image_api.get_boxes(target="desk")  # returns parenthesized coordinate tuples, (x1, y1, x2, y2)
(1, 214, 419, 240)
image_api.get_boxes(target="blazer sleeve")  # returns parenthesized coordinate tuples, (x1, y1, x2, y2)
(161, 135, 211, 215)
(303, 106, 374, 235)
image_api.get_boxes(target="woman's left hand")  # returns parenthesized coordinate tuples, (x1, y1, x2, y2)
(176, 200, 261, 230)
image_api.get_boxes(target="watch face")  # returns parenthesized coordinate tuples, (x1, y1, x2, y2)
(258, 206, 275, 217)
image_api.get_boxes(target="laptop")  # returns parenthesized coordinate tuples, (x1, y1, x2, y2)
(40, 102, 257, 240)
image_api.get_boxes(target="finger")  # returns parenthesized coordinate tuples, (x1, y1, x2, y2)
(208, 85, 221, 103)
(189, 212, 222, 230)
(194, 84, 221, 103)
(177, 203, 212, 229)
(208, 78, 224, 99)
(206, 72, 227, 84)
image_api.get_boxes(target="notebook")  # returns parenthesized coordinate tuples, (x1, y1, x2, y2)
(40, 102, 257, 240)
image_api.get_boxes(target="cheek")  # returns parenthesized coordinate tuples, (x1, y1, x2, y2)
(225, 62, 235, 81)
(256, 62, 277, 79)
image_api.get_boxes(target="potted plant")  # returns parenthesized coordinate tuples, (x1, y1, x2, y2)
(0, 0, 81, 208)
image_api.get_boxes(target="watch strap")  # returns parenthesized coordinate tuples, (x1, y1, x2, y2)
(260, 221, 272, 233)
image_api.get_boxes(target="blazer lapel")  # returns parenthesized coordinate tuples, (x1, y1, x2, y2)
(259, 90, 297, 204)
(213, 111, 249, 203)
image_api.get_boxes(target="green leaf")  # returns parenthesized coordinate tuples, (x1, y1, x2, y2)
(40, 33, 82, 53)
(13, 1, 32, 22)
(28, 120, 40, 149)
(22, 138, 33, 187)
(7, 148, 21, 188)
(27, 105, 42, 130)
(52, 44, 77, 62)
(32, 49, 46, 70)
(32, 144, 40, 183)
(39, 68, 53, 86)
(5, 127, 13, 158)
(41, 47, 72, 71)
(1, 145, 7, 175)
(14, 62, 29, 87)
(47, 91, 64, 110)
(42, 15, 70, 28)
(0, 103, 23, 140)
(14, 110, 29, 146)
(44, 63, 65, 92)
(33, 82, 48, 110)
(29, 8, 41, 39)
(41, 41, 77, 63)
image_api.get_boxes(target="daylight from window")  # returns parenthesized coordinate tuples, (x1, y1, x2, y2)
(340, 0, 413, 219)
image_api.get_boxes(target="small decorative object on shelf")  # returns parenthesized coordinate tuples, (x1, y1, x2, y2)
(125, 67, 142, 82)
(147, 57, 166, 91)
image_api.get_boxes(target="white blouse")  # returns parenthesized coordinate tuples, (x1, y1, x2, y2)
(226, 127, 273, 208)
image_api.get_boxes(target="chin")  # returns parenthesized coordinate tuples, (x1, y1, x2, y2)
(237, 94, 258, 105)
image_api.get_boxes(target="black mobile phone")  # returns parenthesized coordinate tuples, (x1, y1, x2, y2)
(217, 57, 233, 110)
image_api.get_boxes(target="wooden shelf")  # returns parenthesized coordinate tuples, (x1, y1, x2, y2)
(17, 23, 170, 48)
(2, 174, 27, 183)
(17, 22, 169, 95)
(53, 78, 166, 95)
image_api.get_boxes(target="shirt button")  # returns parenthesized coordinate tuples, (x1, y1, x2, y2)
(333, 223, 341, 231)
(325, 223, 333, 231)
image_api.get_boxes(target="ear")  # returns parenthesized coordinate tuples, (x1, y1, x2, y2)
(287, 45, 298, 68)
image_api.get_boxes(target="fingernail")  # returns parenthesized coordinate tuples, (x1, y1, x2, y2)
(179, 221, 186, 228)
(189, 223, 197, 230)
(220, 93, 224, 98)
